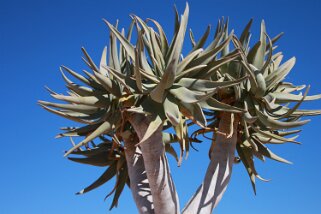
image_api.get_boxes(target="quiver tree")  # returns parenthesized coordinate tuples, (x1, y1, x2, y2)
(39, 3, 321, 214)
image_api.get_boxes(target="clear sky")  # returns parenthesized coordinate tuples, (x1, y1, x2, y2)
(1, 0, 321, 213)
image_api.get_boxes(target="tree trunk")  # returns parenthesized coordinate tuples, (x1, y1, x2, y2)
(122, 130, 154, 214)
(182, 112, 239, 214)
(129, 114, 180, 214)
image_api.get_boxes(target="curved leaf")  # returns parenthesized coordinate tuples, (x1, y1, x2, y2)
(77, 163, 117, 194)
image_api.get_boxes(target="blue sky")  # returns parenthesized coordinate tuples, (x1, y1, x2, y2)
(1, 0, 321, 213)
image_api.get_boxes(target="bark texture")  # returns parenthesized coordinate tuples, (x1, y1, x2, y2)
(122, 131, 154, 214)
(129, 114, 180, 214)
(182, 112, 239, 214)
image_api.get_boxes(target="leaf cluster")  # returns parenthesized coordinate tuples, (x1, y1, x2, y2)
(39, 3, 321, 207)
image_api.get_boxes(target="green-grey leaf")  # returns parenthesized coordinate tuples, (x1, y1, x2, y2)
(104, 20, 135, 61)
(255, 108, 310, 130)
(64, 121, 114, 156)
(77, 163, 117, 195)
(68, 154, 113, 167)
(266, 57, 296, 89)
(200, 98, 244, 113)
(94, 72, 122, 97)
(270, 91, 321, 103)
(170, 85, 214, 103)
(164, 96, 180, 126)
(136, 115, 163, 145)
(38, 100, 98, 115)
(177, 75, 248, 92)
(255, 140, 292, 164)
(109, 165, 128, 210)
(166, 3, 189, 67)
(52, 94, 110, 108)
(190, 25, 211, 52)
(165, 144, 179, 162)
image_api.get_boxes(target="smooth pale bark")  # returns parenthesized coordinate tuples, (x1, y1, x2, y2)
(129, 114, 180, 214)
(122, 131, 154, 214)
(182, 112, 239, 214)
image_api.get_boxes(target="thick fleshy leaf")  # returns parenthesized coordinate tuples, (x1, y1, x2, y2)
(255, 107, 310, 130)
(70, 143, 112, 156)
(146, 18, 169, 55)
(277, 129, 301, 136)
(109, 165, 128, 210)
(165, 144, 179, 162)
(170, 85, 215, 103)
(173, 113, 188, 165)
(162, 132, 178, 144)
(94, 72, 122, 97)
(221, 18, 230, 57)
(190, 25, 211, 52)
(189, 29, 196, 47)
(266, 57, 296, 89)
(292, 109, 321, 117)
(279, 85, 310, 118)
(104, 20, 135, 61)
(82, 70, 103, 87)
(100, 46, 109, 76)
(261, 33, 273, 76)
(77, 163, 117, 194)
(149, 27, 165, 69)
(191, 30, 234, 66)
(177, 75, 248, 92)
(61, 66, 91, 86)
(39, 104, 91, 124)
(275, 82, 305, 93)
(177, 48, 203, 74)
(134, 37, 143, 92)
(200, 51, 240, 78)
(52, 94, 110, 108)
(164, 96, 180, 126)
(237, 144, 257, 194)
(266, 32, 284, 51)
(68, 154, 113, 167)
(254, 140, 292, 164)
(270, 53, 283, 71)
(64, 121, 115, 156)
(136, 115, 163, 145)
(60, 74, 95, 97)
(239, 19, 253, 47)
(111, 23, 121, 71)
(241, 119, 258, 152)
(137, 37, 154, 76)
(252, 20, 266, 69)
(243, 102, 258, 123)
(150, 59, 176, 103)
(200, 98, 244, 113)
(166, 3, 189, 66)
(252, 133, 299, 144)
(38, 101, 98, 115)
(81, 47, 99, 72)
(176, 64, 207, 79)
(180, 102, 206, 127)
(269, 91, 321, 103)
(252, 127, 300, 143)
(56, 123, 102, 138)
(232, 37, 259, 90)
(103, 66, 133, 92)
(254, 71, 266, 98)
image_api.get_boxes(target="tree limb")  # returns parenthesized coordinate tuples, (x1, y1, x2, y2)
(129, 114, 180, 214)
(182, 112, 239, 214)
(122, 130, 155, 214)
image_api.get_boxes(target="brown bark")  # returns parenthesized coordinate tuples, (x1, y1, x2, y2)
(182, 112, 239, 214)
